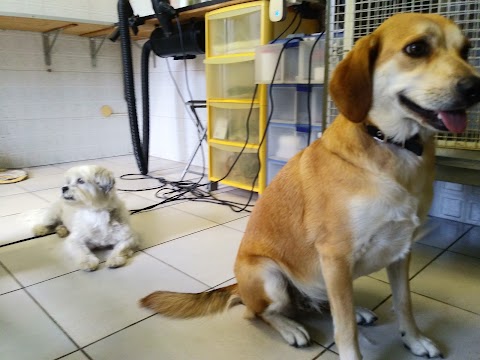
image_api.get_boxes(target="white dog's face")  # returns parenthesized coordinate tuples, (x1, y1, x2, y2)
(62, 165, 115, 208)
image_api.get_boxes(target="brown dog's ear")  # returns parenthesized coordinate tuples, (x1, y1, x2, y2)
(328, 34, 379, 123)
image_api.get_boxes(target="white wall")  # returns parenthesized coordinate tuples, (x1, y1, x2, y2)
(0, 30, 132, 168)
(134, 48, 207, 167)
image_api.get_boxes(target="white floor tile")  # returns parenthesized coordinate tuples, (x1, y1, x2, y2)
(417, 217, 472, 249)
(145, 225, 243, 287)
(27, 252, 207, 347)
(84, 305, 325, 360)
(303, 277, 391, 347)
(410, 251, 480, 314)
(25, 165, 64, 177)
(58, 351, 90, 360)
(0, 263, 20, 295)
(449, 226, 480, 259)
(0, 192, 49, 217)
(117, 192, 158, 211)
(0, 289, 77, 360)
(130, 207, 217, 250)
(0, 235, 79, 287)
(32, 188, 62, 203)
(334, 293, 480, 360)
(55, 159, 116, 171)
(317, 351, 339, 359)
(172, 199, 249, 224)
(369, 243, 442, 283)
(223, 216, 250, 232)
(0, 212, 36, 246)
(0, 182, 27, 197)
(16, 173, 65, 192)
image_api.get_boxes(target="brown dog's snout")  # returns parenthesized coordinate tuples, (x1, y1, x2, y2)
(456, 76, 480, 106)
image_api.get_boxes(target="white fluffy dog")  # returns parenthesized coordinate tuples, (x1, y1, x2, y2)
(33, 165, 138, 271)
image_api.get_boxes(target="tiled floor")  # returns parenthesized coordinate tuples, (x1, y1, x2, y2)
(0, 155, 479, 360)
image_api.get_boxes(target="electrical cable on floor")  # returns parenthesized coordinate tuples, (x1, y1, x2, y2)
(119, 29, 307, 215)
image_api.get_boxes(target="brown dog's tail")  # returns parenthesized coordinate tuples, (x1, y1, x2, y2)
(139, 284, 241, 318)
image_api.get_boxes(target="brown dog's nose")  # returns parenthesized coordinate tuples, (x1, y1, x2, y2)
(62, 186, 69, 193)
(456, 76, 480, 105)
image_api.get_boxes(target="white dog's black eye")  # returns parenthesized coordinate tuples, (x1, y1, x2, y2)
(77, 178, 84, 184)
(404, 41, 430, 58)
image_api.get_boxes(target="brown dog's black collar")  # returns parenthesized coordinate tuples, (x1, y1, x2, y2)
(366, 125, 423, 156)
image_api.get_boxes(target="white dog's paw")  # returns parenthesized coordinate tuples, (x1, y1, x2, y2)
(355, 306, 378, 326)
(55, 225, 69, 238)
(403, 333, 443, 358)
(79, 255, 100, 272)
(106, 255, 127, 268)
(33, 225, 51, 237)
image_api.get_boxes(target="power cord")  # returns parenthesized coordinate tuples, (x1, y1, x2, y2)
(120, 21, 307, 215)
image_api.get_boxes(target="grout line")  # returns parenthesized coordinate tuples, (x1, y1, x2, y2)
(310, 344, 330, 359)
(409, 225, 474, 282)
(140, 250, 211, 288)
(78, 313, 157, 351)
(409, 291, 480, 316)
(0, 263, 85, 356)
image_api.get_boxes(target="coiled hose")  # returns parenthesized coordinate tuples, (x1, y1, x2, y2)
(118, 0, 149, 174)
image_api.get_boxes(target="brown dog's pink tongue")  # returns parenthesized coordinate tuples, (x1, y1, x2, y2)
(438, 110, 467, 133)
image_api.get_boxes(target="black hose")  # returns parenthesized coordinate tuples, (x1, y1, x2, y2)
(118, 0, 149, 175)
(141, 40, 152, 171)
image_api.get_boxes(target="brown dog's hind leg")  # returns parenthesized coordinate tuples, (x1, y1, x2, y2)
(236, 257, 311, 347)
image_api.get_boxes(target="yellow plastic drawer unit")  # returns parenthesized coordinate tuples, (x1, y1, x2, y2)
(209, 102, 261, 144)
(205, 56, 257, 100)
(210, 143, 259, 188)
(206, 2, 269, 57)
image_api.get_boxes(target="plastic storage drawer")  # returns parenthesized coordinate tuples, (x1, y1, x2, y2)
(269, 85, 324, 124)
(210, 143, 259, 186)
(206, 58, 257, 100)
(207, 4, 263, 56)
(267, 159, 287, 185)
(297, 37, 326, 83)
(255, 40, 300, 84)
(209, 102, 261, 144)
(267, 123, 321, 161)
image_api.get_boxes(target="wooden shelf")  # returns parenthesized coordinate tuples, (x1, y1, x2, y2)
(0, 15, 115, 38)
(0, 0, 254, 40)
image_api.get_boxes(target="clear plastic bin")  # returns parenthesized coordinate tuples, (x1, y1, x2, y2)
(209, 102, 260, 144)
(267, 123, 321, 161)
(255, 40, 300, 84)
(210, 143, 259, 186)
(207, 4, 262, 56)
(269, 85, 324, 125)
(297, 36, 326, 83)
(267, 159, 287, 185)
(206, 58, 257, 100)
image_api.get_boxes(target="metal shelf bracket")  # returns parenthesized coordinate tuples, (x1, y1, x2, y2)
(89, 36, 107, 67)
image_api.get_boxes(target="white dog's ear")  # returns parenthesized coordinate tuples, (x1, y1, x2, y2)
(95, 168, 115, 193)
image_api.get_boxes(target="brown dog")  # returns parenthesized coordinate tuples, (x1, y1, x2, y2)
(141, 13, 480, 359)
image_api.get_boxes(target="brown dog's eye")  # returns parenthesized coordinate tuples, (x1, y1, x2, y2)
(404, 41, 430, 58)
(77, 178, 84, 184)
